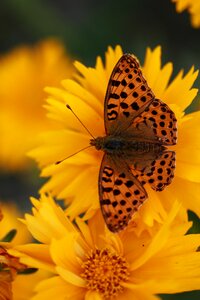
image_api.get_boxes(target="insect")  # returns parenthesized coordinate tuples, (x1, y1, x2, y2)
(90, 54, 177, 232)
(60, 54, 177, 233)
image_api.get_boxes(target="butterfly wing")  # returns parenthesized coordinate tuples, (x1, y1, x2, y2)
(99, 154, 147, 232)
(130, 150, 176, 191)
(104, 54, 155, 135)
(104, 54, 177, 146)
(131, 99, 177, 145)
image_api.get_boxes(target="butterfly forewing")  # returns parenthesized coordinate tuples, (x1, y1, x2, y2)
(104, 54, 155, 135)
(99, 154, 147, 232)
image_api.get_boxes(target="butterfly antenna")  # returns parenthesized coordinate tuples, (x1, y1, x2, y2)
(66, 104, 95, 139)
(55, 145, 93, 165)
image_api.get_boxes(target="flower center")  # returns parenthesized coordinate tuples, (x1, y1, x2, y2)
(81, 248, 130, 299)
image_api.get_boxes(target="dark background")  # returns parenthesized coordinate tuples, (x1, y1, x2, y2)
(0, 1, 200, 299)
(1, 0, 200, 71)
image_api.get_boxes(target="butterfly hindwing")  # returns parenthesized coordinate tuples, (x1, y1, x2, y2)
(99, 154, 147, 232)
(104, 54, 155, 135)
(132, 99, 177, 145)
(130, 151, 176, 192)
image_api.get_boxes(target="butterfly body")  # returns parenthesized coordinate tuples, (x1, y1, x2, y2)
(90, 136, 166, 155)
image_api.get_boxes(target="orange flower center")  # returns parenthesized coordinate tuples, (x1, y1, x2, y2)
(81, 248, 130, 299)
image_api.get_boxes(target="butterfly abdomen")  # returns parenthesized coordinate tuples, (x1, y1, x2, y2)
(90, 136, 165, 154)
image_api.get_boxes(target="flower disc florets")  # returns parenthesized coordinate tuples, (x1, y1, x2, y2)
(81, 248, 130, 299)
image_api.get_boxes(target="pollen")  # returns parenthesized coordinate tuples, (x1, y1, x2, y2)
(81, 248, 130, 299)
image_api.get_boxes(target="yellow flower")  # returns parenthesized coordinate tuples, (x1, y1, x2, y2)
(172, 0, 200, 28)
(10, 194, 200, 300)
(0, 243, 43, 300)
(29, 45, 200, 226)
(0, 202, 32, 245)
(0, 202, 48, 299)
(0, 39, 73, 172)
(12, 270, 49, 300)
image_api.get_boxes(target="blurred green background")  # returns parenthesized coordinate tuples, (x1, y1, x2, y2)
(0, 1, 199, 299)
(1, 0, 200, 70)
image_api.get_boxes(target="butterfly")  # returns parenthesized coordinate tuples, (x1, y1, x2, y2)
(90, 54, 177, 233)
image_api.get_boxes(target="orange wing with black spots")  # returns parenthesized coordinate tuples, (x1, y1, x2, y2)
(99, 154, 147, 232)
(130, 151, 176, 192)
(132, 99, 177, 145)
(104, 54, 155, 135)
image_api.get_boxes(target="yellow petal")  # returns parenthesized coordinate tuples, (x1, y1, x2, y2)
(136, 252, 200, 293)
(23, 203, 70, 243)
(176, 161, 200, 182)
(105, 45, 123, 79)
(9, 244, 55, 273)
(143, 46, 162, 89)
(176, 111, 200, 182)
(163, 66, 198, 111)
(29, 129, 91, 166)
(45, 87, 104, 136)
(32, 276, 84, 300)
(61, 79, 103, 115)
(22, 195, 77, 245)
(168, 177, 200, 217)
(75, 217, 94, 249)
(130, 202, 181, 270)
(162, 234, 200, 256)
(172, 0, 200, 28)
(50, 236, 83, 274)
(13, 270, 49, 300)
(0, 202, 31, 245)
(74, 61, 106, 103)
(56, 266, 86, 287)
(120, 281, 161, 300)
(138, 186, 168, 227)
(85, 290, 103, 300)
(0, 39, 73, 171)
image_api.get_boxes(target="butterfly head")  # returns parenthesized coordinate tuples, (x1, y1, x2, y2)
(90, 137, 105, 150)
